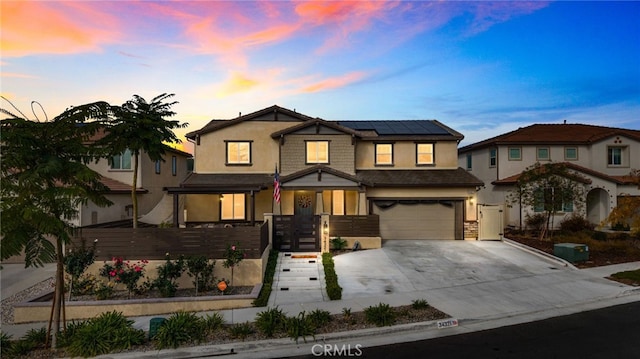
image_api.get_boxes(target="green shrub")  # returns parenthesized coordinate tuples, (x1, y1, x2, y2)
(64, 239, 97, 300)
(364, 303, 396, 327)
(308, 308, 332, 327)
(322, 253, 342, 300)
(253, 250, 278, 307)
(152, 254, 185, 297)
(255, 307, 287, 337)
(560, 215, 595, 233)
(67, 311, 145, 357)
(591, 231, 608, 241)
(285, 312, 315, 344)
(203, 312, 225, 334)
(154, 311, 205, 349)
(56, 320, 87, 348)
(228, 322, 255, 341)
(525, 213, 547, 233)
(22, 328, 48, 349)
(8, 339, 35, 357)
(330, 237, 348, 250)
(186, 256, 216, 295)
(1, 331, 12, 356)
(411, 298, 429, 309)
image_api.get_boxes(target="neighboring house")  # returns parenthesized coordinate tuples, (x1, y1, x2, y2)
(458, 123, 640, 231)
(73, 145, 192, 227)
(166, 105, 483, 251)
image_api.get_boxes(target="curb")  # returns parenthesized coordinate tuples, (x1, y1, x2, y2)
(501, 237, 578, 269)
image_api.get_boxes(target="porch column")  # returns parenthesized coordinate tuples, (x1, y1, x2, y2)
(358, 191, 367, 215)
(172, 193, 179, 227)
(320, 213, 330, 253)
(315, 191, 324, 214)
(264, 213, 274, 247)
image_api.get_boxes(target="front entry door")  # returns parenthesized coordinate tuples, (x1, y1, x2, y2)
(293, 191, 319, 251)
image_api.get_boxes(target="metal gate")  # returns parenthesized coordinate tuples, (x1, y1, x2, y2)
(273, 215, 320, 251)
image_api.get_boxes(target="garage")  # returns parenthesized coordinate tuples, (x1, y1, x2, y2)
(372, 200, 461, 240)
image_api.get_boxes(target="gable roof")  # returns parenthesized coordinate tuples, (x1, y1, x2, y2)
(490, 162, 619, 186)
(459, 123, 640, 153)
(280, 165, 370, 186)
(337, 120, 463, 141)
(186, 105, 314, 139)
(270, 118, 361, 138)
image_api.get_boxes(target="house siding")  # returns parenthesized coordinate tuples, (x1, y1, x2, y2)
(280, 134, 354, 175)
(357, 141, 458, 170)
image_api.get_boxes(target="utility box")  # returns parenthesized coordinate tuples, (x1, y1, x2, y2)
(149, 317, 166, 339)
(553, 243, 589, 263)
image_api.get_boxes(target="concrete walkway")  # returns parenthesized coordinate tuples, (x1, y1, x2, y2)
(1, 240, 639, 358)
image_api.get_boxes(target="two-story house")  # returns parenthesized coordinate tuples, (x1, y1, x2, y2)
(167, 105, 482, 251)
(74, 144, 192, 227)
(458, 123, 640, 231)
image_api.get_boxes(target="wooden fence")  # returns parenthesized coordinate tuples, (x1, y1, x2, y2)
(329, 215, 380, 237)
(72, 222, 269, 261)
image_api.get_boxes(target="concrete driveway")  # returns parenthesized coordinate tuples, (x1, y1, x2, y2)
(333, 240, 639, 321)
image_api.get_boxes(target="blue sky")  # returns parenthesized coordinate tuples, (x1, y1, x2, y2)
(2, 1, 639, 151)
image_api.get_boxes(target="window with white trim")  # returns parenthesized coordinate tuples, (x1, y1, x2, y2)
(226, 141, 251, 165)
(508, 147, 521, 161)
(607, 146, 625, 166)
(110, 149, 132, 170)
(489, 148, 497, 167)
(564, 147, 578, 161)
(537, 147, 550, 161)
(306, 141, 329, 164)
(416, 143, 434, 165)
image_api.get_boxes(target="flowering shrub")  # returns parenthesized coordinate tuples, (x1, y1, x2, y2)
(100, 257, 148, 298)
(151, 253, 185, 297)
(223, 244, 246, 285)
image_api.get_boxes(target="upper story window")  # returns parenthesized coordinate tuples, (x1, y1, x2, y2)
(226, 141, 252, 165)
(564, 147, 578, 161)
(221, 193, 245, 220)
(489, 148, 497, 167)
(537, 147, 550, 161)
(110, 149, 132, 170)
(508, 147, 521, 161)
(155, 160, 161, 174)
(416, 143, 434, 165)
(306, 141, 329, 164)
(375, 143, 393, 165)
(607, 146, 626, 166)
(171, 156, 177, 176)
(466, 154, 472, 170)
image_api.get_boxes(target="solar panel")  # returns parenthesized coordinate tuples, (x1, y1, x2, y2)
(338, 120, 451, 135)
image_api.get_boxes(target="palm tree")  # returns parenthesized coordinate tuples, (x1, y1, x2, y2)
(105, 93, 187, 228)
(1, 100, 113, 347)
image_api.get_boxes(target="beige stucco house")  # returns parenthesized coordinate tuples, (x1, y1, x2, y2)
(167, 105, 482, 251)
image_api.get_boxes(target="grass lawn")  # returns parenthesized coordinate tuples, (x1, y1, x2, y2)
(609, 269, 640, 286)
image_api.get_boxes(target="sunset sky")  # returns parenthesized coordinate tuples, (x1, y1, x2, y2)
(2, 1, 639, 152)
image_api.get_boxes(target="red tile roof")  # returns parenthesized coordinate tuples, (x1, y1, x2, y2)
(460, 124, 640, 153)
(491, 162, 627, 186)
(99, 176, 147, 193)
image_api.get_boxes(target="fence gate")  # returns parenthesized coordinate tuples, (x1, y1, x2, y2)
(273, 215, 320, 252)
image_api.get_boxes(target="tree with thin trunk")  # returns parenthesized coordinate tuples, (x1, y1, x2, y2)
(1, 100, 113, 348)
(506, 162, 586, 240)
(605, 169, 640, 236)
(104, 93, 187, 228)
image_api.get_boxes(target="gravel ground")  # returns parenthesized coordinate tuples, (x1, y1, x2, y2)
(1, 277, 55, 325)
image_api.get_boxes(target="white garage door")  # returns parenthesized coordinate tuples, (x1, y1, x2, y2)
(373, 202, 456, 240)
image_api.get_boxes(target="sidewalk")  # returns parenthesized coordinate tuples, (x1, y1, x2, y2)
(1, 243, 639, 358)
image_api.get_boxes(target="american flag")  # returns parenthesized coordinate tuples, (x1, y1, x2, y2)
(273, 166, 281, 204)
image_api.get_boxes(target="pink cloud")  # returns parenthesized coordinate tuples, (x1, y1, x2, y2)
(301, 71, 368, 93)
(465, 1, 551, 36)
(0, 1, 121, 57)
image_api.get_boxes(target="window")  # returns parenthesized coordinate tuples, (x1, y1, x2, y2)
(416, 143, 434, 165)
(226, 141, 251, 165)
(608, 147, 624, 166)
(155, 160, 161, 174)
(533, 187, 573, 213)
(306, 141, 329, 164)
(110, 149, 132, 170)
(375, 144, 393, 165)
(564, 147, 578, 161)
(171, 156, 177, 176)
(221, 193, 245, 220)
(332, 190, 345, 215)
(466, 154, 472, 170)
(508, 147, 521, 161)
(489, 148, 497, 167)
(537, 147, 550, 161)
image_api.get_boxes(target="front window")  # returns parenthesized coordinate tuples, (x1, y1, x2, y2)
(110, 149, 132, 170)
(221, 193, 245, 220)
(508, 147, 521, 161)
(416, 143, 434, 165)
(533, 187, 573, 213)
(375, 144, 393, 165)
(608, 147, 624, 166)
(489, 148, 497, 167)
(565, 147, 578, 161)
(306, 141, 329, 164)
(537, 147, 550, 161)
(226, 141, 251, 165)
(332, 190, 345, 215)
